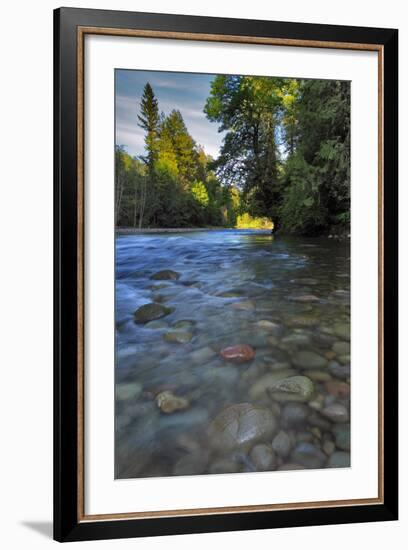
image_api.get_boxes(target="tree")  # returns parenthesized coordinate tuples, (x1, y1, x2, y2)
(137, 83, 159, 227)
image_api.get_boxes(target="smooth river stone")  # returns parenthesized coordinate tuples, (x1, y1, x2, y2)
(173, 319, 196, 330)
(332, 423, 351, 451)
(134, 303, 173, 323)
(268, 376, 315, 403)
(249, 444, 277, 471)
(207, 403, 278, 453)
(332, 322, 350, 341)
(150, 269, 180, 280)
(328, 360, 350, 380)
(220, 344, 255, 363)
(321, 403, 349, 423)
(304, 370, 332, 382)
(272, 431, 292, 458)
(155, 391, 189, 414)
(115, 382, 142, 402)
(209, 458, 241, 474)
(325, 380, 350, 398)
(285, 314, 319, 328)
(145, 320, 169, 329)
(288, 294, 320, 303)
(292, 350, 328, 370)
(332, 341, 351, 355)
(230, 300, 256, 311)
(163, 330, 193, 344)
(282, 333, 311, 347)
(280, 402, 311, 429)
(249, 369, 297, 401)
(290, 442, 327, 469)
(173, 450, 209, 476)
(190, 346, 216, 364)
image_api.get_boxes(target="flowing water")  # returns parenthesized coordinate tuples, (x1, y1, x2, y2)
(115, 230, 350, 478)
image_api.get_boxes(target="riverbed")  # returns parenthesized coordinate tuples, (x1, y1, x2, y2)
(115, 230, 350, 478)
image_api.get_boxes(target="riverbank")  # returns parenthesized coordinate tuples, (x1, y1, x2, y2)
(116, 227, 273, 234)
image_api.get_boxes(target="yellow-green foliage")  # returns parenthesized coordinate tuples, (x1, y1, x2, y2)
(236, 213, 274, 230)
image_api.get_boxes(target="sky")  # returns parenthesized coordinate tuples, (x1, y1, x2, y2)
(115, 70, 225, 159)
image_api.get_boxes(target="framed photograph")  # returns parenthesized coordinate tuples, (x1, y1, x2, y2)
(54, 7, 398, 542)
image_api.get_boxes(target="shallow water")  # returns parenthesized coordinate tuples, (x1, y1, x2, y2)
(115, 230, 350, 478)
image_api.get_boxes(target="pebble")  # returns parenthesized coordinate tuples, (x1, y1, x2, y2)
(332, 423, 351, 450)
(156, 391, 190, 414)
(321, 403, 349, 423)
(115, 382, 142, 401)
(249, 370, 297, 401)
(328, 360, 350, 380)
(288, 295, 320, 303)
(190, 346, 216, 364)
(332, 323, 350, 341)
(250, 444, 277, 471)
(163, 331, 193, 344)
(290, 442, 327, 469)
(268, 375, 315, 403)
(325, 380, 350, 398)
(292, 350, 328, 370)
(323, 440, 336, 455)
(277, 463, 305, 471)
(209, 458, 241, 474)
(134, 303, 173, 323)
(173, 319, 196, 330)
(338, 354, 350, 365)
(230, 300, 256, 311)
(220, 344, 255, 363)
(285, 315, 319, 328)
(145, 320, 169, 329)
(280, 402, 310, 429)
(281, 333, 311, 347)
(304, 370, 332, 382)
(332, 341, 351, 355)
(272, 431, 292, 458)
(150, 269, 180, 280)
(207, 403, 278, 452)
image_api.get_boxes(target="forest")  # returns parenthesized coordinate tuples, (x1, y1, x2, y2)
(115, 76, 350, 235)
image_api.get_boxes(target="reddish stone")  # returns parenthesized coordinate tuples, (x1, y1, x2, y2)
(324, 381, 350, 398)
(325, 351, 337, 360)
(219, 344, 255, 363)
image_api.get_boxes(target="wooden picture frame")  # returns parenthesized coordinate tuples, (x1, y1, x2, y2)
(54, 7, 398, 542)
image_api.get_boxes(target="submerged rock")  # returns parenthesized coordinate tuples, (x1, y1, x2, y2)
(288, 294, 320, 303)
(280, 402, 310, 429)
(268, 375, 315, 403)
(209, 458, 241, 474)
(173, 319, 196, 330)
(208, 403, 278, 452)
(325, 380, 350, 398)
(115, 382, 142, 402)
(292, 350, 328, 370)
(272, 431, 292, 458)
(249, 370, 296, 401)
(173, 451, 209, 476)
(250, 444, 277, 471)
(230, 300, 256, 311)
(150, 269, 180, 280)
(163, 331, 193, 344)
(156, 391, 189, 414)
(134, 303, 173, 323)
(332, 341, 351, 355)
(332, 322, 350, 341)
(220, 344, 255, 363)
(328, 360, 350, 380)
(290, 442, 327, 469)
(332, 423, 351, 450)
(321, 403, 349, 423)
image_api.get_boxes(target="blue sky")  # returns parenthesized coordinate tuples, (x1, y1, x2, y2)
(115, 70, 225, 159)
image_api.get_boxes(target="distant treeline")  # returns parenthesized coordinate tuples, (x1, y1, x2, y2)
(115, 76, 350, 235)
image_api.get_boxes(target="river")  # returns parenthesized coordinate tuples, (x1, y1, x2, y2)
(115, 230, 350, 478)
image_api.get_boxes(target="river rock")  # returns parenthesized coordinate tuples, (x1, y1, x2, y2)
(150, 269, 180, 281)
(332, 423, 351, 451)
(164, 330, 193, 344)
(332, 322, 350, 341)
(116, 382, 142, 402)
(285, 314, 319, 328)
(328, 360, 350, 380)
(190, 346, 216, 364)
(250, 444, 277, 471)
(292, 350, 328, 370)
(272, 431, 292, 458)
(268, 375, 315, 403)
(230, 300, 256, 311)
(332, 341, 350, 355)
(321, 403, 349, 423)
(280, 402, 310, 429)
(173, 319, 196, 330)
(145, 320, 169, 329)
(304, 370, 332, 382)
(256, 320, 284, 337)
(325, 380, 350, 398)
(134, 303, 173, 323)
(328, 451, 350, 468)
(207, 403, 278, 452)
(307, 411, 332, 430)
(249, 369, 296, 401)
(338, 354, 350, 365)
(290, 442, 327, 469)
(323, 440, 336, 455)
(277, 463, 305, 471)
(282, 333, 311, 347)
(156, 391, 189, 414)
(220, 344, 255, 363)
(288, 294, 320, 303)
